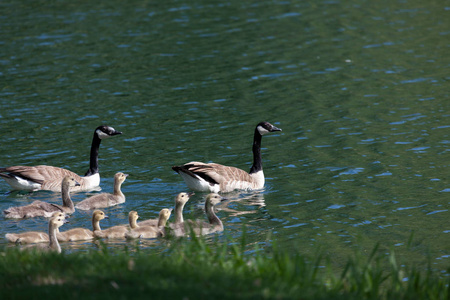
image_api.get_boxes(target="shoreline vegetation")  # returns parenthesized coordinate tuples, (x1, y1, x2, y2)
(0, 234, 448, 300)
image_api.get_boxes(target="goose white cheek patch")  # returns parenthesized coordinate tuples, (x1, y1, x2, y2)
(96, 129, 111, 139)
(257, 125, 270, 136)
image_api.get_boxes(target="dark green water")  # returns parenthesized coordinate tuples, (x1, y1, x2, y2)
(1, 0, 449, 273)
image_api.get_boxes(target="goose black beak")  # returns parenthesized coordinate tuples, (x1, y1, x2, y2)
(271, 125, 282, 132)
(111, 130, 122, 136)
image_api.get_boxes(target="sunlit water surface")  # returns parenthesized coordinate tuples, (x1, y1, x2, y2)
(0, 0, 448, 274)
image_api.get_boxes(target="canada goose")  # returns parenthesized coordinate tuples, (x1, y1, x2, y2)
(75, 172, 128, 210)
(172, 121, 282, 193)
(5, 212, 66, 244)
(93, 210, 138, 239)
(57, 210, 107, 242)
(125, 209, 172, 239)
(139, 192, 193, 226)
(3, 176, 80, 218)
(21, 215, 68, 253)
(0, 125, 122, 192)
(173, 193, 226, 236)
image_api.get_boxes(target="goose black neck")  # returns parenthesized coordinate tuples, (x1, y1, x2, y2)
(249, 129, 263, 174)
(85, 133, 101, 176)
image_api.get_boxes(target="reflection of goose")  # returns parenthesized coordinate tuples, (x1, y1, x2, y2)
(5, 212, 66, 244)
(0, 125, 122, 192)
(125, 209, 172, 239)
(219, 191, 266, 217)
(173, 193, 226, 236)
(57, 210, 107, 242)
(3, 176, 80, 218)
(139, 192, 193, 226)
(94, 210, 138, 239)
(75, 173, 128, 210)
(172, 122, 281, 193)
(21, 215, 68, 253)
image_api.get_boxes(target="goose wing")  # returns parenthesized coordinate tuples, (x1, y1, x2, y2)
(0, 165, 83, 185)
(173, 162, 253, 186)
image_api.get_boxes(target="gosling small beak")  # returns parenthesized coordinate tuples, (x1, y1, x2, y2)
(75, 181, 81, 187)
(188, 192, 195, 197)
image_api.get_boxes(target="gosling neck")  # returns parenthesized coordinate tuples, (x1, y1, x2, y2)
(61, 183, 75, 211)
(205, 201, 222, 228)
(48, 223, 61, 253)
(129, 216, 138, 229)
(113, 180, 124, 197)
(92, 218, 102, 231)
(174, 201, 186, 224)
(158, 216, 168, 227)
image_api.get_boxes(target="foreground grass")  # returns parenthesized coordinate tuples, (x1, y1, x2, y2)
(0, 235, 448, 300)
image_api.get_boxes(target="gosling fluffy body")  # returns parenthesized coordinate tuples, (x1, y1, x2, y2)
(3, 176, 80, 219)
(75, 172, 128, 210)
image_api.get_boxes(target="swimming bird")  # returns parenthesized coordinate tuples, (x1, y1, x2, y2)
(5, 212, 66, 244)
(139, 192, 193, 226)
(57, 210, 107, 242)
(172, 193, 226, 236)
(3, 176, 80, 218)
(172, 121, 282, 193)
(125, 209, 172, 239)
(93, 210, 138, 239)
(0, 125, 122, 192)
(21, 215, 68, 253)
(75, 172, 128, 210)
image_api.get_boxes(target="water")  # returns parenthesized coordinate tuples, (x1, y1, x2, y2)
(1, 0, 448, 272)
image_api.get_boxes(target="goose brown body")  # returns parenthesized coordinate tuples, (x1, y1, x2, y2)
(0, 125, 122, 192)
(172, 122, 281, 193)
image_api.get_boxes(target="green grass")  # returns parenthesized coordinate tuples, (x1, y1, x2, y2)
(0, 234, 448, 300)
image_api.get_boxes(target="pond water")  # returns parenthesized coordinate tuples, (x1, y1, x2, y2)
(0, 0, 448, 273)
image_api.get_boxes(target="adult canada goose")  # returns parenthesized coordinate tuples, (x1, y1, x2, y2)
(173, 193, 226, 236)
(94, 210, 138, 239)
(125, 209, 172, 239)
(172, 121, 282, 193)
(3, 176, 80, 219)
(5, 212, 66, 244)
(0, 125, 122, 192)
(75, 172, 128, 210)
(21, 215, 68, 253)
(57, 210, 107, 242)
(139, 192, 193, 226)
